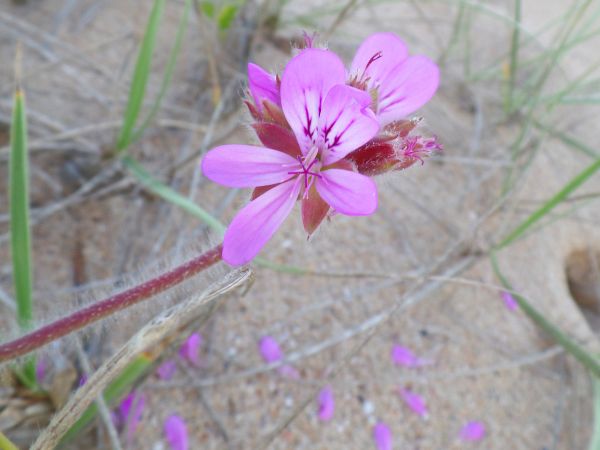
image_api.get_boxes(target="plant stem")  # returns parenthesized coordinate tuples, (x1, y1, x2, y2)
(0, 245, 223, 363)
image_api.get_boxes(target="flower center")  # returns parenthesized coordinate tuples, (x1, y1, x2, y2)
(288, 154, 322, 195)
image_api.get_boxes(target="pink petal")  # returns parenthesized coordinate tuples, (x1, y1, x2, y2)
(164, 415, 189, 450)
(373, 422, 393, 450)
(119, 391, 145, 440)
(501, 291, 519, 311)
(223, 178, 301, 265)
(35, 358, 47, 384)
(459, 421, 486, 441)
(179, 333, 202, 366)
(280, 49, 346, 153)
(399, 388, 427, 418)
(278, 364, 300, 379)
(259, 336, 282, 363)
(391, 345, 432, 368)
(317, 386, 335, 421)
(377, 55, 439, 125)
(351, 32, 409, 86)
(156, 360, 177, 380)
(316, 169, 377, 216)
(318, 85, 380, 165)
(248, 63, 280, 110)
(201, 145, 298, 188)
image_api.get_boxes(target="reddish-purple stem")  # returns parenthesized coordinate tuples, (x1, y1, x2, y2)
(0, 245, 223, 363)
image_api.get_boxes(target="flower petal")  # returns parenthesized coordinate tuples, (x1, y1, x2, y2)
(280, 49, 346, 153)
(259, 336, 283, 363)
(223, 178, 301, 265)
(318, 85, 379, 165)
(459, 421, 486, 442)
(391, 345, 432, 368)
(156, 360, 177, 380)
(164, 415, 189, 450)
(248, 63, 280, 110)
(373, 422, 393, 450)
(377, 55, 439, 125)
(317, 386, 335, 421)
(179, 333, 202, 366)
(501, 291, 519, 311)
(351, 32, 408, 85)
(202, 145, 298, 188)
(316, 169, 377, 216)
(399, 388, 427, 418)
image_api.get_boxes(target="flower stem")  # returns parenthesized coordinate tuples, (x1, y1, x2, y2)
(0, 245, 223, 363)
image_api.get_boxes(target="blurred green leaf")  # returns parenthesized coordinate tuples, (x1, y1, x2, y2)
(0, 431, 19, 450)
(200, 1, 215, 18)
(217, 4, 238, 30)
(590, 376, 600, 450)
(116, 0, 165, 152)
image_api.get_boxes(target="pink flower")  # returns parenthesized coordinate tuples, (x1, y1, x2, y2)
(459, 421, 486, 442)
(156, 359, 177, 380)
(202, 49, 379, 265)
(391, 345, 431, 368)
(349, 32, 439, 126)
(179, 333, 202, 366)
(373, 422, 393, 450)
(248, 62, 281, 113)
(164, 415, 189, 450)
(501, 291, 519, 311)
(399, 388, 428, 418)
(317, 386, 335, 421)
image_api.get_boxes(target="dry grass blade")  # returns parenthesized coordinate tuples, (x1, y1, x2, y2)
(30, 268, 252, 450)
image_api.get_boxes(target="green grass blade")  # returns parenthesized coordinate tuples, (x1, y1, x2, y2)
(9, 87, 33, 332)
(123, 156, 226, 235)
(130, 0, 191, 144)
(116, 0, 165, 152)
(10, 80, 38, 390)
(0, 431, 19, 450)
(497, 154, 600, 249)
(590, 376, 600, 450)
(60, 355, 152, 445)
(505, 0, 521, 112)
(491, 252, 600, 378)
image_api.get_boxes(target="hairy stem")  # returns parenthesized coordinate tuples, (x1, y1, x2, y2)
(0, 245, 223, 363)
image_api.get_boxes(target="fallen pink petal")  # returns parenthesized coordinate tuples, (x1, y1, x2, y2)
(118, 391, 145, 440)
(373, 422, 393, 450)
(157, 359, 177, 380)
(35, 358, 46, 384)
(179, 333, 202, 366)
(317, 386, 335, 421)
(164, 414, 189, 450)
(501, 291, 519, 311)
(278, 364, 300, 379)
(259, 335, 283, 363)
(399, 388, 428, 418)
(459, 421, 486, 441)
(391, 345, 431, 368)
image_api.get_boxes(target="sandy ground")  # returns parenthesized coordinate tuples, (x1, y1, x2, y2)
(1, 0, 600, 449)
